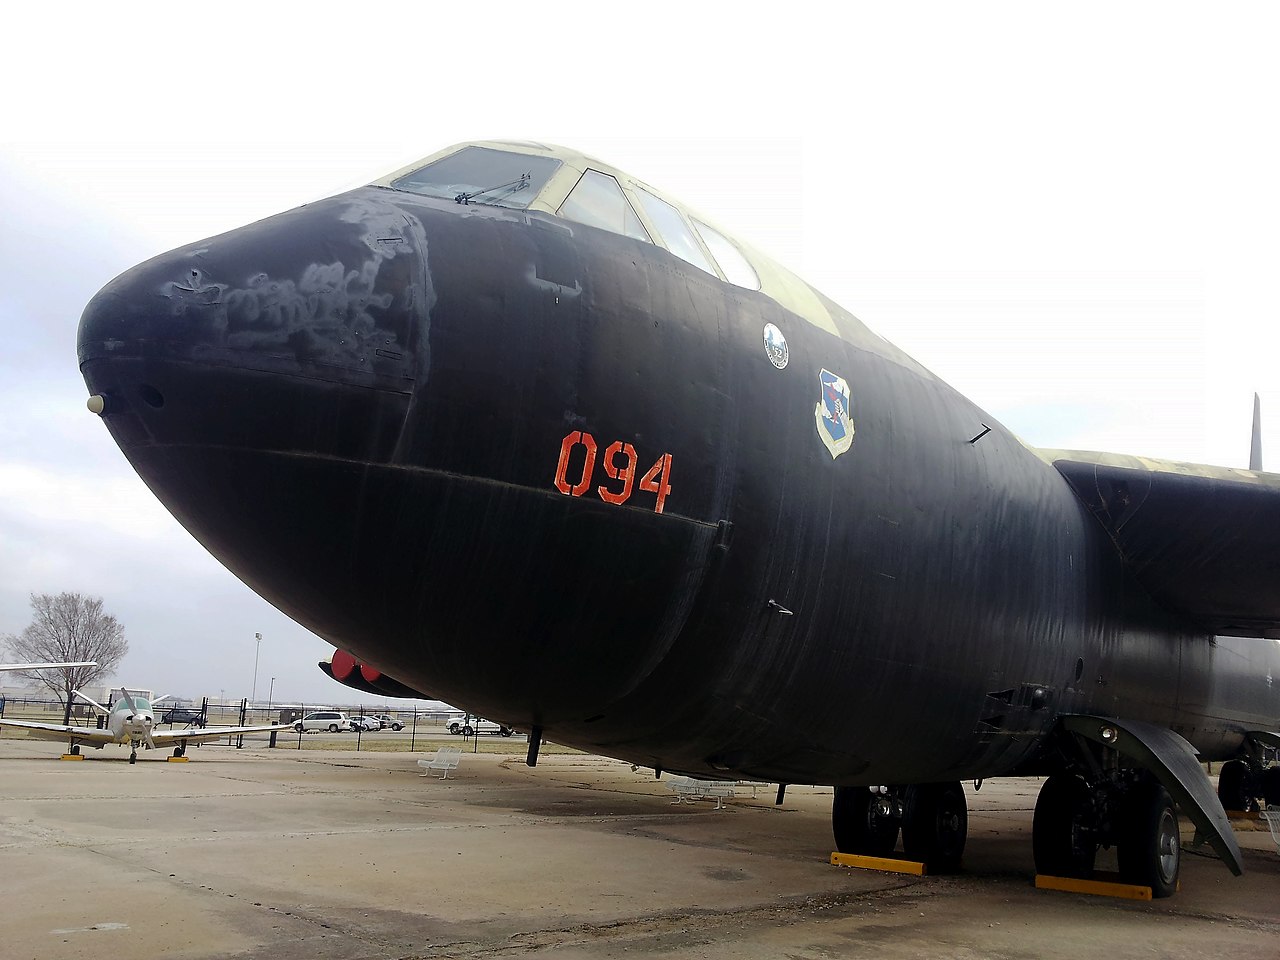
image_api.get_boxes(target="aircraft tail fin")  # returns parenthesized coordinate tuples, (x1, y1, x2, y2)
(1250, 393, 1263, 471)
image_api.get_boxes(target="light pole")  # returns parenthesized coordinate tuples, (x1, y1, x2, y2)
(251, 632, 261, 703)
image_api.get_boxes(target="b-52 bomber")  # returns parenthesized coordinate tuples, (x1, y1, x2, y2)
(77, 141, 1280, 895)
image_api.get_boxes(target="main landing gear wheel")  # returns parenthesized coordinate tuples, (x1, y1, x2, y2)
(1117, 781, 1180, 898)
(1032, 775, 1098, 878)
(1260, 767, 1280, 806)
(832, 786, 900, 857)
(901, 782, 967, 872)
(1217, 759, 1254, 813)
(129, 750, 137, 765)
(69, 744, 81, 756)
(172, 746, 185, 758)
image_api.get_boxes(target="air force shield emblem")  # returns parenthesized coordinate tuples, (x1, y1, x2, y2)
(814, 368, 854, 459)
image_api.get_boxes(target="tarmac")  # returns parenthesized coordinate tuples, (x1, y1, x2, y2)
(1, 734, 1278, 960)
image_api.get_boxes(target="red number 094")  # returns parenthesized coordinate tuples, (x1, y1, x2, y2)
(553, 431, 673, 514)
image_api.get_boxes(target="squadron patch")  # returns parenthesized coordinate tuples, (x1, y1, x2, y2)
(814, 368, 854, 459)
(762, 323, 789, 369)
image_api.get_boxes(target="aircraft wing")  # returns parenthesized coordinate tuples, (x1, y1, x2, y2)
(1048, 451, 1280, 638)
(0, 718, 117, 745)
(150, 723, 293, 746)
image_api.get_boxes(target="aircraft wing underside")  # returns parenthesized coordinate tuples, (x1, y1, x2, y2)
(1050, 452, 1280, 638)
(0, 719, 116, 745)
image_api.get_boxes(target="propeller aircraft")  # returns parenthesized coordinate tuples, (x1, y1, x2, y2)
(0, 687, 290, 762)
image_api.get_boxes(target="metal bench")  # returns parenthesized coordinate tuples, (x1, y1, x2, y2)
(668, 776, 736, 810)
(417, 746, 462, 779)
(1262, 805, 1280, 856)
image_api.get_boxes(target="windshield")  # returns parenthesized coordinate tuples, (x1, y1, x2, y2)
(390, 146, 561, 209)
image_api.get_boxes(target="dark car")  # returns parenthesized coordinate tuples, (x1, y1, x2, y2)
(162, 706, 206, 727)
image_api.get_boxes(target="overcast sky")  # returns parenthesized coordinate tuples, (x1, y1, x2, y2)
(2, 3, 1277, 705)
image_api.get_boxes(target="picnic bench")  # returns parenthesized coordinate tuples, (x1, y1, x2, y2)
(667, 776, 736, 810)
(1262, 805, 1280, 856)
(417, 746, 462, 779)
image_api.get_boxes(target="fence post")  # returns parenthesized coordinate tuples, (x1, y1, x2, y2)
(410, 706, 417, 752)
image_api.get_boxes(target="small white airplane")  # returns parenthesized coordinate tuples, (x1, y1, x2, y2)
(0, 687, 291, 763)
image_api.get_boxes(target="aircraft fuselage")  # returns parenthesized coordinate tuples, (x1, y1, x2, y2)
(78, 177, 1279, 788)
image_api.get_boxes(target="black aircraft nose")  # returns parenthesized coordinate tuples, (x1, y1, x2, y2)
(78, 187, 427, 457)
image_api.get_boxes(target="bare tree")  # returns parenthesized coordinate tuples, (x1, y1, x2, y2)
(2, 593, 128, 723)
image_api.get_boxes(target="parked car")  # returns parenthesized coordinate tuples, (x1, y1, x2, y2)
(350, 715, 380, 731)
(447, 717, 513, 737)
(161, 706, 206, 727)
(294, 711, 351, 733)
(373, 714, 404, 731)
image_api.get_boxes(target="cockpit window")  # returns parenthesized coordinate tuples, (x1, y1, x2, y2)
(558, 170, 651, 242)
(692, 220, 760, 290)
(632, 188, 716, 275)
(390, 146, 561, 209)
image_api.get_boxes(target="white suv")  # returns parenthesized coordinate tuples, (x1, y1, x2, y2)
(294, 711, 351, 733)
(447, 716, 514, 737)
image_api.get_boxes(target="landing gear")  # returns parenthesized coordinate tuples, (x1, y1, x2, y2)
(172, 746, 186, 758)
(1117, 781, 1180, 898)
(901, 782, 967, 871)
(68, 744, 81, 756)
(1217, 759, 1254, 812)
(1032, 775, 1099, 878)
(129, 749, 137, 764)
(832, 786, 900, 857)
(1262, 767, 1280, 806)
(1034, 774, 1181, 897)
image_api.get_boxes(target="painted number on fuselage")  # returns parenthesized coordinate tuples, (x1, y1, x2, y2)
(554, 431, 672, 513)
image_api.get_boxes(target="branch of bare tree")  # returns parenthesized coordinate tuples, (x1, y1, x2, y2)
(2, 592, 128, 723)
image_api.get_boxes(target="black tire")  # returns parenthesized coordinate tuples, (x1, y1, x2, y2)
(294, 723, 303, 733)
(449, 723, 461, 735)
(1117, 781, 1179, 898)
(70, 744, 81, 756)
(1260, 767, 1280, 806)
(462, 725, 474, 737)
(500, 727, 513, 738)
(832, 786, 900, 857)
(328, 724, 339, 733)
(901, 782, 967, 872)
(1217, 759, 1254, 813)
(129, 751, 137, 764)
(1032, 775, 1098, 878)
(173, 747, 184, 758)
(392, 723, 403, 731)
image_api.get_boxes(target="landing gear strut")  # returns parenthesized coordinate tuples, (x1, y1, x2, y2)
(129, 749, 137, 764)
